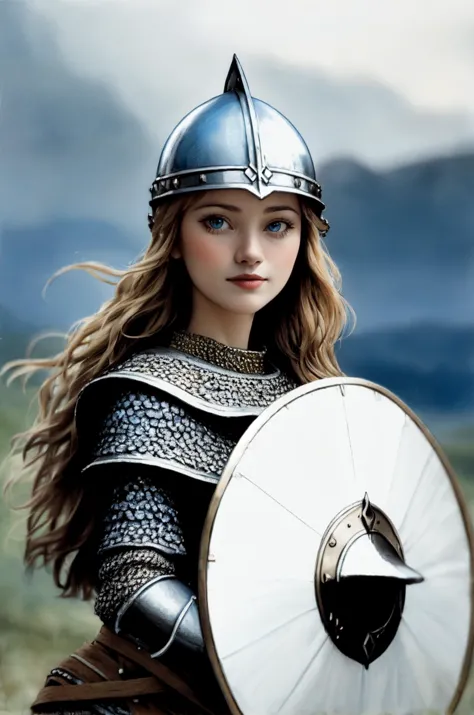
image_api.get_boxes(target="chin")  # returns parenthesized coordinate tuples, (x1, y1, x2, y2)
(220, 296, 273, 315)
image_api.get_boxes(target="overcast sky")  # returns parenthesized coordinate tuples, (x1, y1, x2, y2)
(32, 0, 474, 159)
(1, 0, 474, 232)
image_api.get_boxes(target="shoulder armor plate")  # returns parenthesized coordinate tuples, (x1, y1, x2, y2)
(76, 347, 297, 483)
(79, 384, 241, 483)
(77, 347, 298, 418)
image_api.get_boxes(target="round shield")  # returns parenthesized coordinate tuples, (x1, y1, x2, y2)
(198, 378, 474, 715)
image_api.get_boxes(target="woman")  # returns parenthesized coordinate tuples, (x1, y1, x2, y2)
(4, 55, 350, 715)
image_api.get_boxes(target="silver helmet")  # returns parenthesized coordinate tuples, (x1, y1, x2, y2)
(148, 55, 328, 233)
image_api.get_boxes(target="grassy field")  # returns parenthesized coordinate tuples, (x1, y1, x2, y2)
(1, 383, 474, 714)
(0, 384, 100, 714)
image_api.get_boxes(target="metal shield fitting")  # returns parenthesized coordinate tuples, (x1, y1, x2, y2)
(315, 493, 424, 668)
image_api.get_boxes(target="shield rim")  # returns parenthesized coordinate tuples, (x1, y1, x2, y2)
(198, 376, 474, 715)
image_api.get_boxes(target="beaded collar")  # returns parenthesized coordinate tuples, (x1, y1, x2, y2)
(169, 330, 267, 375)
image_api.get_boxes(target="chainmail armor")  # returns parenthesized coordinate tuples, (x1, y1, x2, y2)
(169, 330, 267, 374)
(79, 346, 298, 416)
(97, 475, 187, 556)
(94, 547, 175, 627)
(85, 389, 237, 483)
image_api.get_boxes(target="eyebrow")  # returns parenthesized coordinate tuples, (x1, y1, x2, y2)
(193, 202, 300, 215)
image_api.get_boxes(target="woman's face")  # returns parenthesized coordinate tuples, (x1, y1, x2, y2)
(177, 189, 302, 322)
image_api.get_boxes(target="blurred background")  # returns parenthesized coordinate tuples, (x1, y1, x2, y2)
(0, 0, 473, 712)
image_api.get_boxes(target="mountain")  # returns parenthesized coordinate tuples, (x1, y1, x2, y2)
(1, 310, 472, 416)
(319, 152, 474, 329)
(0, 151, 473, 416)
(1, 152, 473, 332)
(0, 304, 33, 335)
(0, 219, 138, 330)
(337, 322, 474, 413)
(0, 305, 36, 365)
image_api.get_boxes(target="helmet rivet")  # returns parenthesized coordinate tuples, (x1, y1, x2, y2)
(293, 177, 302, 189)
(199, 174, 207, 184)
(172, 177, 180, 189)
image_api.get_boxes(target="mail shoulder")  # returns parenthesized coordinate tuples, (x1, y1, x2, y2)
(74, 346, 297, 484)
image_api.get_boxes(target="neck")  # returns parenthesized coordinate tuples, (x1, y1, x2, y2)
(187, 306, 254, 350)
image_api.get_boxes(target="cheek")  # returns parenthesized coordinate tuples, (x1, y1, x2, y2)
(183, 235, 226, 269)
(272, 238, 301, 274)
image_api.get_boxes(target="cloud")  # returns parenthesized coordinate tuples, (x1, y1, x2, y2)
(1, 0, 473, 237)
(32, 0, 474, 170)
(248, 60, 474, 169)
(0, 1, 153, 232)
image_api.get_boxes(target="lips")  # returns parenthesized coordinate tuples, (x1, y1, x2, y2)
(227, 274, 267, 291)
(227, 274, 267, 282)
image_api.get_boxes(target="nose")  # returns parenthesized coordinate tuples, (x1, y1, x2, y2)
(234, 229, 264, 266)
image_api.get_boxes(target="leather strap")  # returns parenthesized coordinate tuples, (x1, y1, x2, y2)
(31, 627, 221, 715)
(95, 627, 214, 713)
(31, 677, 164, 706)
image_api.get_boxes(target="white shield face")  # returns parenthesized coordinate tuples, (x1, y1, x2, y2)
(198, 378, 474, 715)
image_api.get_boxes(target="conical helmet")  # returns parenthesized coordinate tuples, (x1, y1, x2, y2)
(148, 55, 327, 232)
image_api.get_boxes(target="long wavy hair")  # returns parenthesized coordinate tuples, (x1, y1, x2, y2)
(2, 193, 353, 600)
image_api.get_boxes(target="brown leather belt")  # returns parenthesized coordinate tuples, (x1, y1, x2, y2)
(30, 626, 221, 715)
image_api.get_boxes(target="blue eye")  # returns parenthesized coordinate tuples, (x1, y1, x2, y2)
(201, 215, 231, 233)
(267, 221, 285, 233)
(209, 217, 224, 230)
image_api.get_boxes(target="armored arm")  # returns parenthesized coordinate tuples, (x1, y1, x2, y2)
(94, 472, 206, 667)
(76, 373, 239, 672)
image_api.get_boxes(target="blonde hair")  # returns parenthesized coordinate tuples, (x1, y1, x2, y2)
(2, 194, 352, 599)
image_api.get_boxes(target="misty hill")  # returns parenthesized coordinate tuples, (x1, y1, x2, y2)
(0, 303, 32, 335)
(0, 305, 35, 364)
(0, 151, 473, 416)
(337, 323, 474, 414)
(0, 219, 138, 330)
(1, 310, 472, 416)
(0, 152, 473, 331)
(319, 152, 474, 328)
